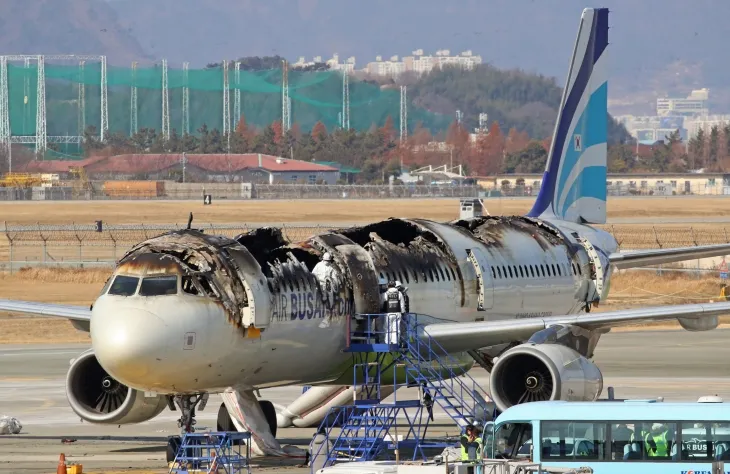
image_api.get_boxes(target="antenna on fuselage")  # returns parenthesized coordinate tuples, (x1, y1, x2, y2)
(187, 212, 193, 230)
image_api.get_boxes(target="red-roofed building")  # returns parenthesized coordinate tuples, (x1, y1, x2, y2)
(20, 154, 341, 184)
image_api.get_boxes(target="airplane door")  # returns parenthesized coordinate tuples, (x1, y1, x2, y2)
(466, 248, 494, 311)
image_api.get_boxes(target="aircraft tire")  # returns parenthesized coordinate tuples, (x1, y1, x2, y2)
(259, 400, 278, 438)
(166, 435, 181, 463)
(217, 402, 235, 432)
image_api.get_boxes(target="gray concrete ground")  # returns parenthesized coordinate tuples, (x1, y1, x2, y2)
(1, 328, 729, 473)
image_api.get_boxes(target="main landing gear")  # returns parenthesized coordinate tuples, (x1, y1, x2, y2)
(166, 393, 209, 463)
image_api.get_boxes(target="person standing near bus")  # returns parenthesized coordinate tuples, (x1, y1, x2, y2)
(460, 424, 483, 474)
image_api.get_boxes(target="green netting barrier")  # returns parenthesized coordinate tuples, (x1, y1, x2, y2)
(6, 62, 451, 142)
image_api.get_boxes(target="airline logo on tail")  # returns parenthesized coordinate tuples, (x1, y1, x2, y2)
(528, 8, 609, 225)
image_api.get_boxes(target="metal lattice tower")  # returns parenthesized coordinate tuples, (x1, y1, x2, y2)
(222, 60, 231, 152)
(23, 58, 31, 134)
(35, 55, 47, 155)
(281, 60, 290, 132)
(161, 59, 170, 140)
(341, 71, 350, 130)
(182, 62, 190, 135)
(130, 61, 138, 136)
(0, 56, 10, 171)
(400, 85, 407, 142)
(78, 61, 86, 136)
(100, 55, 108, 142)
(233, 61, 241, 129)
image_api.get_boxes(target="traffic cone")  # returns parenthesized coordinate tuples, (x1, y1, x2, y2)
(56, 453, 67, 474)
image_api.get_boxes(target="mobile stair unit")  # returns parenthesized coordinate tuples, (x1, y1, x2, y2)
(169, 431, 252, 474)
(309, 313, 495, 471)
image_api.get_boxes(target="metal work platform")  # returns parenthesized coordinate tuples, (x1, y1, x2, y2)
(169, 431, 252, 474)
(310, 313, 495, 471)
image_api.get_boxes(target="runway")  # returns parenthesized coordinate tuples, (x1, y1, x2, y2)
(1, 328, 729, 472)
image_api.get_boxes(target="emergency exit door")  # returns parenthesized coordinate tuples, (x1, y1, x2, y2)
(466, 248, 494, 311)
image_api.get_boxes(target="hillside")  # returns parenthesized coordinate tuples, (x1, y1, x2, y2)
(107, 0, 730, 114)
(0, 0, 149, 65)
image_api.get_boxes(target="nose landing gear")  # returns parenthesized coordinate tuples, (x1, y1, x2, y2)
(166, 393, 209, 463)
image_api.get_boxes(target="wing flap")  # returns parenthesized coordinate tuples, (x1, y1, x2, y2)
(610, 244, 730, 269)
(424, 302, 730, 353)
(0, 299, 91, 321)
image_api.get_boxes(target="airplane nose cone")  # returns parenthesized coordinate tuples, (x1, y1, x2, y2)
(91, 307, 167, 388)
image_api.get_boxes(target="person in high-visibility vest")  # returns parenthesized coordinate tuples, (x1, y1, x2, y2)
(460, 425, 483, 474)
(643, 423, 672, 457)
(721, 283, 729, 301)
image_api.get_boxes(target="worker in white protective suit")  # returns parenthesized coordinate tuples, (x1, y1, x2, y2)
(312, 252, 340, 311)
(382, 280, 406, 345)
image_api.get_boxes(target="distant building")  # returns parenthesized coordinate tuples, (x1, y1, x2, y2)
(684, 115, 730, 140)
(365, 49, 482, 77)
(481, 172, 730, 196)
(22, 154, 340, 184)
(657, 88, 709, 117)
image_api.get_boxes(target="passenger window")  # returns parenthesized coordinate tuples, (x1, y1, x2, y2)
(508, 266, 513, 278)
(490, 422, 533, 460)
(403, 271, 410, 284)
(541, 421, 607, 461)
(519, 266, 525, 278)
(557, 265, 562, 276)
(428, 269, 434, 281)
(540, 265, 546, 277)
(413, 269, 419, 283)
(529, 265, 535, 278)
(496, 267, 501, 278)
(491, 267, 496, 279)
(108, 275, 139, 296)
(450, 268, 457, 280)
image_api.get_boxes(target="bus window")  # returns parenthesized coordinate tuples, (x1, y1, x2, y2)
(541, 421, 606, 461)
(612, 422, 677, 461)
(490, 422, 533, 460)
(681, 422, 730, 461)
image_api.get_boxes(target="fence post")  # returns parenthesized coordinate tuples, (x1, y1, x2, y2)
(37, 222, 47, 265)
(72, 222, 83, 268)
(4, 221, 12, 275)
(653, 226, 662, 276)
(725, 227, 728, 244)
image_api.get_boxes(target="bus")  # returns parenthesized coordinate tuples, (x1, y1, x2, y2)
(483, 400, 730, 473)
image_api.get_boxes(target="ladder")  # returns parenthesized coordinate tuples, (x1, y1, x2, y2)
(310, 313, 494, 471)
(402, 315, 494, 430)
(169, 431, 252, 474)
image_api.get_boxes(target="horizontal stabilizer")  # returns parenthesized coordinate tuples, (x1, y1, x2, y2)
(610, 244, 730, 269)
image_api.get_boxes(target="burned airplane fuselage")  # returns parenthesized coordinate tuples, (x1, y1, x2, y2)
(88, 216, 616, 394)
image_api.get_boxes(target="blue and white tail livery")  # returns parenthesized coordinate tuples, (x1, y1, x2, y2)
(528, 7, 609, 225)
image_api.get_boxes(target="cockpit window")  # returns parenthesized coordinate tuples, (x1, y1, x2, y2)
(139, 275, 178, 296)
(108, 275, 140, 296)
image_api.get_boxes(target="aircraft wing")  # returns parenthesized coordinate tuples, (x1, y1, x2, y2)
(424, 302, 730, 353)
(609, 243, 730, 269)
(0, 299, 91, 322)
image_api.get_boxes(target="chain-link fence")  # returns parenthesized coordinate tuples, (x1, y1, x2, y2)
(0, 184, 481, 201)
(2, 222, 729, 272)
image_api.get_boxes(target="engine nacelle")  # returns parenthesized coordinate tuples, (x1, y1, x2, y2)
(66, 349, 168, 424)
(489, 343, 603, 413)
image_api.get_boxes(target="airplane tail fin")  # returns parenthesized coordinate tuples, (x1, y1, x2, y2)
(527, 8, 609, 224)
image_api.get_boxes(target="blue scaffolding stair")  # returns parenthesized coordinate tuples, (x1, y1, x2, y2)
(169, 431, 252, 474)
(309, 313, 494, 471)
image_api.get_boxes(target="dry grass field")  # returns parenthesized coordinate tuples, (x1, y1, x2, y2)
(0, 267, 726, 344)
(0, 195, 729, 225)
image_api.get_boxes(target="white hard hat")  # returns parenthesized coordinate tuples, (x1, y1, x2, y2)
(323, 252, 333, 262)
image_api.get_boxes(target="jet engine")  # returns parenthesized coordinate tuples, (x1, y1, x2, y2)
(66, 349, 168, 424)
(489, 343, 603, 413)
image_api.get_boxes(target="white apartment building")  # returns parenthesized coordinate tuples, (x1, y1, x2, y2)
(685, 115, 730, 139)
(657, 88, 709, 117)
(366, 55, 406, 77)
